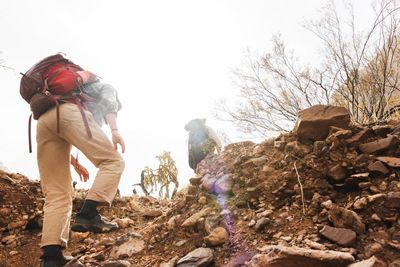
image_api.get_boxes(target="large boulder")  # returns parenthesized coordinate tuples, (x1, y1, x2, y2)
(176, 248, 214, 267)
(319, 225, 357, 246)
(294, 105, 351, 141)
(204, 227, 229, 246)
(359, 135, 399, 154)
(109, 234, 145, 259)
(328, 206, 365, 234)
(348, 256, 386, 267)
(181, 207, 212, 227)
(248, 245, 355, 267)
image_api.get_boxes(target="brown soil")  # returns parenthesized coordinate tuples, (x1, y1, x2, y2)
(1, 123, 400, 266)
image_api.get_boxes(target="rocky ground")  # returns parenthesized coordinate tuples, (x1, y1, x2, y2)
(1, 105, 400, 267)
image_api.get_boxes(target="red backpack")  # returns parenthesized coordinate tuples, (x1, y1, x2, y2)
(20, 53, 97, 152)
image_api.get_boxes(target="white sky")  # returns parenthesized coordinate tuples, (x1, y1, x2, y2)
(0, 0, 373, 195)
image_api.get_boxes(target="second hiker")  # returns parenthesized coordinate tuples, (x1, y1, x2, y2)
(184, 118, 221, 173)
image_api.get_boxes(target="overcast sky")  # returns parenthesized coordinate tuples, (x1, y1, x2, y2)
(0, 0, 373, 195)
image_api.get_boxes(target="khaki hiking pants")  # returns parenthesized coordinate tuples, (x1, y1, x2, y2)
(37, 103, 125, 247)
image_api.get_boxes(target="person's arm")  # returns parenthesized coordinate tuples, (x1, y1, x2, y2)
(82, 82, 122, 126)
(70, 155, 90, 182)
(83, 83, 125, 153)
(105, 113, 125, 153)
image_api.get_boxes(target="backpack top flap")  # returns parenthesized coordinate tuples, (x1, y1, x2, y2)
(20, 54, 74, 103)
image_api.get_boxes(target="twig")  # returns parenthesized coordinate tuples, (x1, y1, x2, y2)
(0, 64, 14, 71)
(294, 161, 306, 216)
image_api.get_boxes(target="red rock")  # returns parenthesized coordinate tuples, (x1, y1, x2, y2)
(225, 252, 256, 267)
(201, 175, 217, 193)
(313, 141, 327, 156)
(353, 197, 368, 209)
(160, 256, 179, 267)
(346, 128, 373, 144)
(359, 182, 372, 189)
(70, 232, 90, 242)
(181, 207, 212, 227)
(186, 185, 198, 195)
(185, 195, 196, 201)
(109, 236, 145, 259)
(376, 156, 400, 167)
(204, 227, 229, 246)
(253, 145, 264, 155)
(372, 125, 393, 136)
(189, 176, 203, 185)
(385, 192, 400, 208)
(344, 173, 370, 187)
(177, 248, 214, 267)
(294, 105, 351, 141)
(368, 161, 389, 174)
(328, 127, 352, 138)
(100, 260, 131, 267)
(327, 164, 347, 182)
(359, 135, 399, 154)
(7, 220, 27, 230)
(114, 218, 134, 229)
(348, 256, 386, 267)
(143, 209, 162, 218)
(0, 208, 11, 217)
(255, 217, 270, 231)
(387, 241, 400, 251)
(319, 225, 356, 246)
(390, 260, 400, 267)
(214, 174, 233, 195)
(243, 156, 268, 167)
(328, 206, 365, 234)
(285, 141, 310, 156)
(365, 243, 383, 258)
(350, 173, 370, 179)
(249, 245, 355, 267)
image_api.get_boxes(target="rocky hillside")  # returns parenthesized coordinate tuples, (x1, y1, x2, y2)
(1, 105, 400, 267)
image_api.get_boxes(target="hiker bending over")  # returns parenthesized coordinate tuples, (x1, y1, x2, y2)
(38, 82, 125, 266)
(20, 54, 125, 267)
(184, 118, 221, 172)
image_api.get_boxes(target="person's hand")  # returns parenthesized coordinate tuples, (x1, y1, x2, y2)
(112, 131, 126, 153)
(71, 156, 90, 182)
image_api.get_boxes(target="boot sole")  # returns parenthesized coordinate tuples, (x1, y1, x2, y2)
(40, 258, 78, 267)
(71, 223, 116, 233)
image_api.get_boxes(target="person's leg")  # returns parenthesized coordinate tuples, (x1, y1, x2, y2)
(58, 103, 124, 231)
(189, 149, 196, 171)
(192, 148, 207, 172)
(37, 108, 74, 265)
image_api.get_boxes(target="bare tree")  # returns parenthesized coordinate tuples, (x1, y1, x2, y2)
(0, 51, 13, 71)
(308, 0, 400, 123)
(217, 0, 400, 137)
(217, 38, 332, 136)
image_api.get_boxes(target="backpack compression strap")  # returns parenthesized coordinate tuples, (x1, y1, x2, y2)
(28, 114, 33, 153)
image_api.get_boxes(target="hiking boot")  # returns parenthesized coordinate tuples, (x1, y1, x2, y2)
(71, 214, 118, 233)
(40, 256, 83, 267)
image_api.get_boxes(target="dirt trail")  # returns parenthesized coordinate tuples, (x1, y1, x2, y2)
(1, 121, 400, 266)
